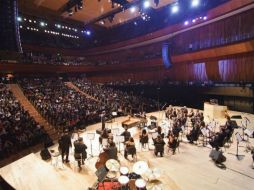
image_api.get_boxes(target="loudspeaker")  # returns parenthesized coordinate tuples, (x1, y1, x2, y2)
(209, 150, 226, 163)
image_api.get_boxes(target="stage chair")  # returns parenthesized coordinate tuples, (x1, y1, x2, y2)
(50, 150, 62, 168)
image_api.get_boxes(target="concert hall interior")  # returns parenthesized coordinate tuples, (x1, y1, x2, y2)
(1, 0, 254, 190)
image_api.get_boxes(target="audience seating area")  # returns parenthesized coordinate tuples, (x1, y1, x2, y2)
(0, 83, 50, 160)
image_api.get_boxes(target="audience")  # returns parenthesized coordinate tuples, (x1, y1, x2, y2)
(0, 83, 50, 160)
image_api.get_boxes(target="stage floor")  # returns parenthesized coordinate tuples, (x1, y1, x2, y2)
(1, 109, 254, 190)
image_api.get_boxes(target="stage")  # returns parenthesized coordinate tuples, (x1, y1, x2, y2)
(1, 109, 254, 190)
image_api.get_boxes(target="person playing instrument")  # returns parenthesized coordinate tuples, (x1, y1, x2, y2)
(154, 135, 166, 157)
(186, 123, 201, 144)
(59, 129, 72, 163)
(168, 133, 178, 154)
(124, 137, 136, 159)
(74, 137, 87, 170)
(140, 129, 149, 148)
(121, 127, 131, 142)
(209, 128, 227, 150)
(99, 128, 109, 144)
(103, 141, 118, 160)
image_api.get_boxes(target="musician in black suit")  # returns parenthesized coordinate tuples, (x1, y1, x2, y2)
(104, 141, 118, 160)
(59, 130, 72, 163)
(209, 128, 227, 150)
(154, 135, 166, 157)
(74, 137, 87, 169)
(121, 127, 131, 142)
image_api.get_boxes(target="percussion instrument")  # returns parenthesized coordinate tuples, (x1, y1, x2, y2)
(120, 166, 129, 175)
(133, 161, 149, 175)
(118, 175, 129, 186)
(106, 171, 117, 179)
(106, 159, 120, 172)
(147, 180, 163, 190)
(143, 168, 161, 181)
(135, 178, 146, 189)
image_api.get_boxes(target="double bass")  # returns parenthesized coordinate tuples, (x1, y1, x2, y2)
(95, 151, 109, 169)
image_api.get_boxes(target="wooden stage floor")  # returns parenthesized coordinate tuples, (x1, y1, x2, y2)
(1, 110, 254, 190)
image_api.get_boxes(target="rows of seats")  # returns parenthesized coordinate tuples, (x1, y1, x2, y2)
(0, 83, 50, 160)
(18, 78, 108, 130)
(72, 78, 158, 114)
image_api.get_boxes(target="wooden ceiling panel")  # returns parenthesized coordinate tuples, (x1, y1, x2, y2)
(19, 0, 177, 27)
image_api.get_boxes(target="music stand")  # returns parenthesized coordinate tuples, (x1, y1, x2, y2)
(201, 128, 209, 146)
(115, 135, 125, 154)
(111, 128, 119, 137)
(228, 132, 245, 160)
(87, 133, 95, 159)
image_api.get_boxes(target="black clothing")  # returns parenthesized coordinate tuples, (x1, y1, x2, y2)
(59, 134, 72, 162)
(121, 131, 131, 142)
(74, 140, 87, 167)
(154, 139, 166, 157)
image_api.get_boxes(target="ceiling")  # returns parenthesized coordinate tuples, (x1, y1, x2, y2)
(18, 0, 177, 28)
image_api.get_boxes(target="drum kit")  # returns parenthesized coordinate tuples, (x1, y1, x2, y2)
(104, 159, 163, 190)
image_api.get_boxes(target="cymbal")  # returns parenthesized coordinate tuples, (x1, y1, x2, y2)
(147, 180, 163, 190)
(143, 168, 161, 181)
(133, 161, 149, 175)
(106, 159, 120, 172)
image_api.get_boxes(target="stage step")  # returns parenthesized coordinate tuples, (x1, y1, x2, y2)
(7, 84, 58, 140)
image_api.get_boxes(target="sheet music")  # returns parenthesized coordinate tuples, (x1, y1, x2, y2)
(87, 133, 95, 140)
(115, 135, 125, 143)
(235, 132, 242, 142)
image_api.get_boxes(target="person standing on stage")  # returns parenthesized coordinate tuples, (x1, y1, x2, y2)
(59, 129, 72, 163)
(74, 137, 87, 170)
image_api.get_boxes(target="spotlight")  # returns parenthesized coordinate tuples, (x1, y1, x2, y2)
(134, 21, 137, 26)
(130, 6, 136, 13)
(171, 4, 179, 14)
(203, 16, 207, 20)
(192, 19, 196, 23)
(143, 1, 150, 9)
(40, 22, 46, 27)
(184, 21, 189, 25)
(86, 30, 91, 36)
(17, 16, 22, 22)
(191, 0, 200, 7)
(56, 24, 61, 29)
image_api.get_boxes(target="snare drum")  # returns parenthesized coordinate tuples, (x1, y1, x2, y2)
(120, 166, 129, 175)
(135, 179, 146, 190)
(118, 175, 129, 187)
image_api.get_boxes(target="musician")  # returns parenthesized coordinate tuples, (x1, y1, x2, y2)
(168, 133, 178, 154)
(99, 128, 109, 144)
(124, 137, 136, 159)
(154, 135, 166, 157)
(59, 130, 72, 163)
(186, 123, 201, 144)
(104, 141, 118, 160)
(139, 129, 149, 148)
(209, 128, 227, 150)
(121, 127, 131, 142)
(74, 137, 87, 169)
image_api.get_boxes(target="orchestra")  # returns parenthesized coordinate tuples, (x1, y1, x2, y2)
(55, 105, 253, 189)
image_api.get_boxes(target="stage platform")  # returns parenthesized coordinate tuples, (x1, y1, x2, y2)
(0, 109, 254, 190)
